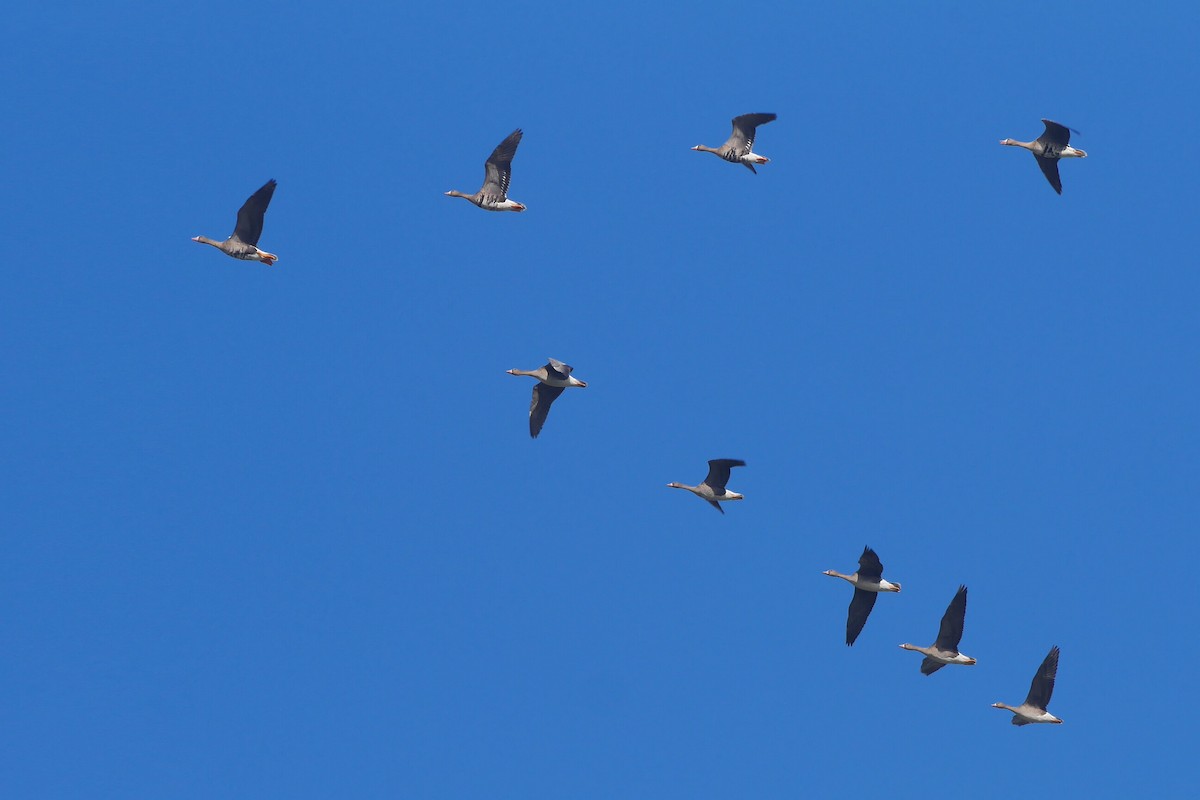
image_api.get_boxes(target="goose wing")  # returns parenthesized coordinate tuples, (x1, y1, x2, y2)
(857, 547, 885, 581)
(1034, 155, 1063, 194)
(481, 129, 522, 203)
(724, 113, 776, 157)
(528, 382, 564, 438)
(921, 657, 947, 676)
(933, 585, 968, 652)
(546, 358, 573, 380)
(1038, 119, 1075, 148)
(1024, 646, 1060, 711)
(703, 459, 745, 493)
(846, 587, 878, 646)
(232, 179, 276, 246)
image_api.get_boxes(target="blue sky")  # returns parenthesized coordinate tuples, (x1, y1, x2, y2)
(2, 1, 1197, 796)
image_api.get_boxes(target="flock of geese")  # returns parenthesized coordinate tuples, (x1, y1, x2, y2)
(822, 547, 1062, 725)
(191, 114, 1081, 728)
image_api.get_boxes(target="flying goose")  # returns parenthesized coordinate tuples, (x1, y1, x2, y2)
(446, 129, 526, 211)
(899, 585, 976, 674)
(691, 113, 777, 173)
(192, 179, 279, 265)
(993, 646, 1063, 725)
(824, 547, 901, 646)
(667, 459, 746, 513)
(507, 358, 586, 438)
(1000, 119, 1087, 194)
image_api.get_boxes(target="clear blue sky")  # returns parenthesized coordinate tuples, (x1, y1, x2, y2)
(2, 2, 1196, 797)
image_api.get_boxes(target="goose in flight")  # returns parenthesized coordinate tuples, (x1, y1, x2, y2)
(507, 358, 586, 437)
(992, 646, 1063, 725)
(667, 459, 746, 513)
(691, 113, 777, 173)
(1000, 119, 1087, 194)
(446, 129, 527, 211)
(899, 585, 976, 674)
(192, 179, 279, 265)
(823, 546, 901, 645)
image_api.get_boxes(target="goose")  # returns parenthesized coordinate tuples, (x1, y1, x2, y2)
(1000, 119, 1087, 194)
(899, 585, 976, 674)
(192, 179, 279, 265)
(507, 358, 586, 438)
(691, 113, 776, 173)
(823, 547, 901, 646)
(446, 129, 526, 211)
(993, 646, 1063, 725)
(667, 459, 746, 513)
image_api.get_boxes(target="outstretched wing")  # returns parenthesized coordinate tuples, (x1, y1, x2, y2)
(933, 585, 968, 652)
(703, 458, 745, 493)
(1024, 646, 1060, 710)
(1034, 155, 1063, 194)
(528, 382, 565, 438)
(846, 588, 878, 646)
(1039, 119, 1075, 147)
(481, 129, 523, 203)
(857, 547, 885, 581)
(725, 113, 776, 157)
(232, 179, 276, 246)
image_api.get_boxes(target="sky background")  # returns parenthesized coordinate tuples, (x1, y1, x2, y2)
(2, 1, 1197, 797)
